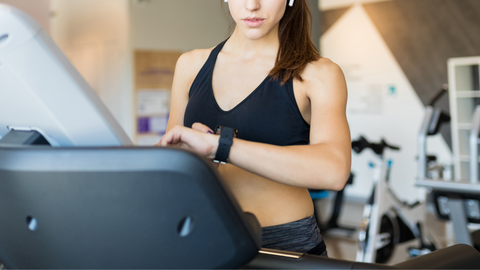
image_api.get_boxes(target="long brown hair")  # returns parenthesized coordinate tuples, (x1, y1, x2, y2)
(221, 0, 320, 84)
(271, 0, 320, 84)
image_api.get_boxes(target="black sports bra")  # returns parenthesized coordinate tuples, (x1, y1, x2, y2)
(184, 40, 310, 146)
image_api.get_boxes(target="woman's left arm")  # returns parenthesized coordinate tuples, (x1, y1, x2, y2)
(159, 59, 351, 190)
(227, 59, 350, 190)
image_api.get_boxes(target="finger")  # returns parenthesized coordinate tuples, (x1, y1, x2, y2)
(192, 122, 213, 134)
(158, 127, 182, 146)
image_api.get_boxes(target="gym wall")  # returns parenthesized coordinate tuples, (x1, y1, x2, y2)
(0, 0, 50, 34)
(130, 0, 230, 52)
(321, 0, 480, 201)
(49, 0, 134, 139)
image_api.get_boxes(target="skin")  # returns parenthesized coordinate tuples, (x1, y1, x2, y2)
(157, 0, 351, 227)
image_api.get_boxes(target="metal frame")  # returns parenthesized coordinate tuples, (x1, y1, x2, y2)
(416, 105, 480, 248)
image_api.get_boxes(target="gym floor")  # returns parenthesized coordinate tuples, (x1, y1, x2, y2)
(315, 198, 457, 265)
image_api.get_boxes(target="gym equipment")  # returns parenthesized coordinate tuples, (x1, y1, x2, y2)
(1, 145, 480, 269)
(353, 136, 436, 264)
(416, 96, 480, 250)
(355, 88, 452, 264)
(0, 3, 132, 147)
(310, 173, 356, 235)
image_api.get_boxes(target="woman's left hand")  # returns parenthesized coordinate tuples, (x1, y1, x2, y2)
(155, 123, 218, 159)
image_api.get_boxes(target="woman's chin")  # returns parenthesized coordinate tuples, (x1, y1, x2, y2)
(240, 30, 269, 41)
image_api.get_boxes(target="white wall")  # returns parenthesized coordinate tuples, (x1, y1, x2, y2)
(50, 0, 134, 139)
(0, 0, 51, 34)
(130, 0, 230, 51)
(322, 4, 452, 202)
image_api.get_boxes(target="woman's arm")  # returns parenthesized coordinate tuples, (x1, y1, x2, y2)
(159, 58, 351, 190)
(165, 49, 211, 131)
(225, 58, 350, 190)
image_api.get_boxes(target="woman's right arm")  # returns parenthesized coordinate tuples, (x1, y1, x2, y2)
(166, 49, 210, 131)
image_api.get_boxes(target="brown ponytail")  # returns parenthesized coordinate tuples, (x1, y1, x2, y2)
(270, 0, 320, 84)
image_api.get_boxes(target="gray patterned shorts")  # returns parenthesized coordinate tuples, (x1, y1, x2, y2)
(261, 215, 328, 257)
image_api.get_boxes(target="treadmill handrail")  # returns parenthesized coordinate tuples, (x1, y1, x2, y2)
(470, 105, 480, 184)
(418, 106, 434, 180)
(416, 178, 480, 195)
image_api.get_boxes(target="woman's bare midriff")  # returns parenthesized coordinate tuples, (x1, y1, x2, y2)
(218, 163, 315, 227)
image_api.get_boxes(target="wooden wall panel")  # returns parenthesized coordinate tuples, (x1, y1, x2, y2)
(358, 0, 480, 148)
(321, 6, 352, 36)
(134, 50, 182, 145)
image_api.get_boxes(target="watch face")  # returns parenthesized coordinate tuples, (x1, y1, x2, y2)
(214, 126, 238, 137)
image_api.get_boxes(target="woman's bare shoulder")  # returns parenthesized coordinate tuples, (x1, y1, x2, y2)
(179, 48, 212, 65)
(176, 48, 213, 73)
(173, 47, 215, 88)
(172, 48, 214, 87)
(300, 57, 346, 95)
(303, 57, 344, 82)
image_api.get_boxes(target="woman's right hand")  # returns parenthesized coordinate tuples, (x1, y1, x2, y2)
(155, 123, 218, 160)
(191, 122, 214, 134)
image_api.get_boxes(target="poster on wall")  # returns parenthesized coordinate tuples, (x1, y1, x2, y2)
(137, 89, 170, 135)
(134, 50, 182, 146)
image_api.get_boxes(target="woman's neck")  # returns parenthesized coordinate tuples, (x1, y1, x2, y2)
(225, 26, 280, 61)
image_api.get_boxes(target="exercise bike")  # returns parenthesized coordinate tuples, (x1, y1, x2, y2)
(354, 89, 451, 264)
(353, 137, 436, 263)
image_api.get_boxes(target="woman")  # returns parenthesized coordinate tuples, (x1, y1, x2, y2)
(157, 0, 350, 256)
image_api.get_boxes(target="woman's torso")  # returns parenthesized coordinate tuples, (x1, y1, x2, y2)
(183, 41, 315, 227)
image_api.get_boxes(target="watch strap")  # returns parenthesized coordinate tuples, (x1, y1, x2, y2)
(214, 126, 235, 164)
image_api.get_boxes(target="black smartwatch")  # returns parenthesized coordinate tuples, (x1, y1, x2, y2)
(213, 126, 238, 164)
